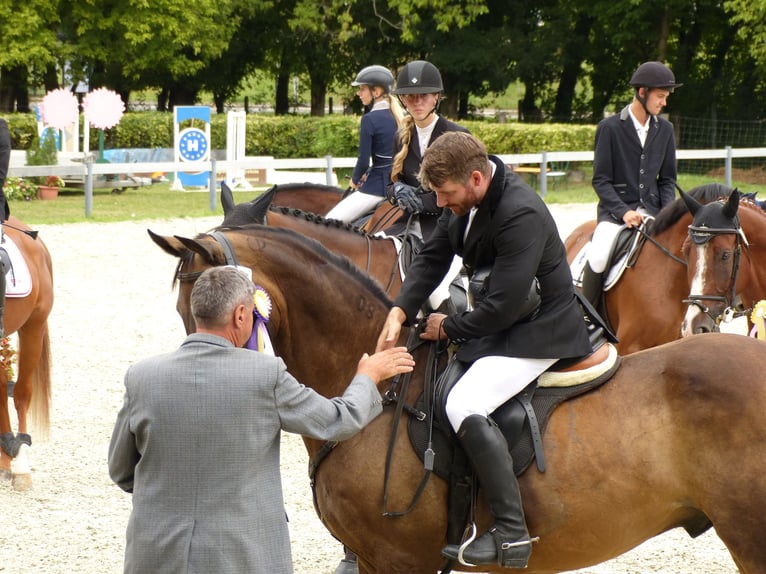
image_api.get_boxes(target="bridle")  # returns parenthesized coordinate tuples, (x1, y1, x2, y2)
(682, 221, 750, 329)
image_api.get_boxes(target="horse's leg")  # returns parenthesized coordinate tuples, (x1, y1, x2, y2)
(0, 368, 12, 481)
(8, 321, 50, 491)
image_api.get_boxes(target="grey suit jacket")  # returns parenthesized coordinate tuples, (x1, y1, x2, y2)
(108, 333, 383, 574)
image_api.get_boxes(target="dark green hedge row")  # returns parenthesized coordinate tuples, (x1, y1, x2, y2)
(3, 112, 596, 157)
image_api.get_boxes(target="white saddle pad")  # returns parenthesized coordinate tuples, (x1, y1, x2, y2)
(569, 241, 629, 292)
(1, 235, 33, 297)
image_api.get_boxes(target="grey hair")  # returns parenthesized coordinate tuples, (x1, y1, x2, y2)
(191, 266, 254, 328)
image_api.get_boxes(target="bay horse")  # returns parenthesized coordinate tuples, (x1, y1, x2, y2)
(150, 223, 766, 573)
(564, 183, 762, 353)
(238, 182, 346, 216)
(677, 187, 766, 337)
(220, 183, 402, 298)
(0, 216, 54, 491)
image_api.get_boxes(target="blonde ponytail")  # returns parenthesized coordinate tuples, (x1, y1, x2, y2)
(390, 115, 414, 183)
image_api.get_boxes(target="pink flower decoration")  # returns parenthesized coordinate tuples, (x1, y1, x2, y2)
(40, 89, 80, 130)
(83, 88, 125, 129)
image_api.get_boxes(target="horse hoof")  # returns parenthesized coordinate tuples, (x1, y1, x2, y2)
(12, 473, 32, 491)
(0, 467, 12, 482)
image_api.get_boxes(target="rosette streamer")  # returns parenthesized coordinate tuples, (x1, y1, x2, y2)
(246, 286, 275, 355)
(749, 300, 766, 340)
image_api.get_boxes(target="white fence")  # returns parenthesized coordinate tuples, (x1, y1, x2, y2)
(7, 147, 766, 216)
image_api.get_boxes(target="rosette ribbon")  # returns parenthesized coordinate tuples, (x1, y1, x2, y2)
(246, 286, 275, 355)
(749, 300, 766, 340)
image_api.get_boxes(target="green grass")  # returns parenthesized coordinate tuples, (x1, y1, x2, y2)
(7, 172, 757, 225)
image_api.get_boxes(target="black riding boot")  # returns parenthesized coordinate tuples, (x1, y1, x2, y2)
(580, 262, 603, 310)
(442, 415, 534, 568)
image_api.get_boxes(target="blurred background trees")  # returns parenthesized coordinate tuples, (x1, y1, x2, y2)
(1, 0, 766, 125)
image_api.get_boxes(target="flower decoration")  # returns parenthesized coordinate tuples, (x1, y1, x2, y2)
(3, 177, 38, 201)
(40, 89, 80, 130)
(0, 337, 17, 379)
(82, 88, 125, 129)
(750, 300, 766, 340)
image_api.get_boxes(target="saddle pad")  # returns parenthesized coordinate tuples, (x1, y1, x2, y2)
(538, 343, 618, 387)
(1, 236, 33, 297)
(569, 241, 629, 292)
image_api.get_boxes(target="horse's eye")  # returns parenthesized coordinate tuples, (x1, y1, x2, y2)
(721, 251, 731, 261)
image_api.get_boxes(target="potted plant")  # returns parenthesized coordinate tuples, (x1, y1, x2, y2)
(26, 130, 61, 199)
(37, 175, 64, 200)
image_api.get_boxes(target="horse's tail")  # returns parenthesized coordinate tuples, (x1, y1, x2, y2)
(29, 323, 51, 439)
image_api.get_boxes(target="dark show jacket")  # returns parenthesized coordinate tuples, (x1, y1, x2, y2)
(592, 105, 677, 223)
(394, 157, 592, 363)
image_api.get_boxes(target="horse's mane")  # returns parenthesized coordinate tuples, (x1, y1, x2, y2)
(271, 182, 346, 194)
(268, 205, 390, 240)
(651, 183, 735, 235)
(214, 224, 393, 306)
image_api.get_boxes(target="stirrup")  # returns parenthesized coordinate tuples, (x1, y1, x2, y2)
(456, 522, 478, 567)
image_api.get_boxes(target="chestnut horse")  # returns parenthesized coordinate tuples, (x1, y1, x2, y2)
(220, 183, 402, 297)
(564, 183, 762, 353)
(0, 216, 54, 490)
(150, 223, 766, 574)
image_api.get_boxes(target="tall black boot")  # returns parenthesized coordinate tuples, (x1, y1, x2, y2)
(580, 262, 603, 310)
(442, 415, 535, 568)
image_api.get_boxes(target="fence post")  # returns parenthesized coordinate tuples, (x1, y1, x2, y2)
(325, 155, 334, 186)
(539, 151, 548, 198)
(85, 154, 94, 217)
(725, 146, 732, 188)
(209, 158, 217, 212)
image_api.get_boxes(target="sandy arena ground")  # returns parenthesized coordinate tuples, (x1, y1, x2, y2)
(0, 204, 738, 573)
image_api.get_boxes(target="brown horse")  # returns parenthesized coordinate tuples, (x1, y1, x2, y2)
(240, 182, 346, 216)
(220, 183, 402, 298)
(0, 216, 54, 490)
(150, 223, 766, 574)
(564, 183, 762, 353)
(677, 187, 766, 337)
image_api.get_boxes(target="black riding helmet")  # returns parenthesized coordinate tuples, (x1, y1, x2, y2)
(352, 65, 395, 94)
(629, 61, 682, 92)
(392, 60, 444, 95)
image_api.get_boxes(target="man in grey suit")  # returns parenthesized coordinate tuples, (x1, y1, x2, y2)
(108, 266, 414, 574)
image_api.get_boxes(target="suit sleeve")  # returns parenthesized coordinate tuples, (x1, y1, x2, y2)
(273, 358, 383, 441)
(592, 122, 630, 222)
(108, 375, 141, 493)
(0, 119, 10, 220)
(657, 125, 678, 208)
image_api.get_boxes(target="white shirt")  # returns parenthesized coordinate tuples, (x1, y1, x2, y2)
(628, 107, 651, 147)
(416, 115, 438, 156)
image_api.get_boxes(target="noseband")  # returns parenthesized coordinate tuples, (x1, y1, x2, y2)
(682, 222, 750, 329)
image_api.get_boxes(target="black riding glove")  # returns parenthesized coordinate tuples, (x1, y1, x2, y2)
(392, 182, 424, 214)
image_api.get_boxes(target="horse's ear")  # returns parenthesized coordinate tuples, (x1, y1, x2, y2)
(723, 188, 740, 219)
(148, 229, 188, 258)
(247, 187, 274, 223)
(175, 235, 225, 266)
(678, 186, 702, 216)
(220, 181, 235, 214)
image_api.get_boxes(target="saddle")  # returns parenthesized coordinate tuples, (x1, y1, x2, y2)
(400, 327, 620, 548)
(0, 234, 33, 297)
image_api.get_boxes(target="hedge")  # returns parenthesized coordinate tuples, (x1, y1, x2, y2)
(2, 112, 596, 158)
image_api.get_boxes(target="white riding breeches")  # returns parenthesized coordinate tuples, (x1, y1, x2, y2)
(589, 207, 650, 273)
(325, 191, 383, 223)
(588, 221, 624, 273)
(445, 356, 558, 432)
